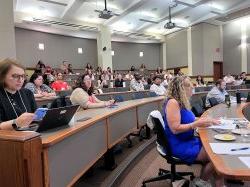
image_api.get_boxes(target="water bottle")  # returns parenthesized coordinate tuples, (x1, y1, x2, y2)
(225, 94, 231, 107)
(236, 90, 241, 104)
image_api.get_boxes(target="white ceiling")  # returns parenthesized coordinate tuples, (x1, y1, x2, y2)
(14, 0, 250, 42)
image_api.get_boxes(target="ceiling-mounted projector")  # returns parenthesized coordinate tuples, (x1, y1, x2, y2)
(164, 22, 176, 29)
(98, 10, 113, 19)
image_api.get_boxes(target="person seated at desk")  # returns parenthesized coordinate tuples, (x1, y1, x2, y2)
(70, 74, 114, 109)
(25, 73, 56, 98)
(130, 73, 144, 91)
(114, 74, 124, 87)
(150, 75, 166, 96)
(0, 59, 36, 130)
(51, 73, 71, 91)
(240, 72, 247, 82)
(233, 75, 243, 86)
(164, 76, 224, 187)
(223, 73, 235, 84)
(205, 79, 228, 107)
(196, 75, 205, 87)
(125, 71, 134, 80)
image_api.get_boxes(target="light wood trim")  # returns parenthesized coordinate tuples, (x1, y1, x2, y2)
(200, 103, 250, 180)
(42, 149, 50, 187)
(0, 130, 40, 142)
(42, 97, 164, 147)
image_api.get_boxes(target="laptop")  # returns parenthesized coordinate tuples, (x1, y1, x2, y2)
(18, 105, 80, 132)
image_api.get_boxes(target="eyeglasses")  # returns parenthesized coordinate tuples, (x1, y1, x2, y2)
(11, 74, 26, 81)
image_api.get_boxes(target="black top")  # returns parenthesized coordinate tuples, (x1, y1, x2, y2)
(114, 79, 124, 87)
(0, 88, 37, 123)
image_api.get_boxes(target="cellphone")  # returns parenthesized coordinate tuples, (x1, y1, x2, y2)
(33, 108, 48, 121)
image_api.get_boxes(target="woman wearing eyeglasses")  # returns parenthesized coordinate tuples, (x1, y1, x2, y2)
(0, 59, 36, 130)
(70, 74, 114, 109)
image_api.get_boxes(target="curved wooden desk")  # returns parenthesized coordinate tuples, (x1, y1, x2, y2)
(200, 103, 250, 180)
(0, 96, 164, 187)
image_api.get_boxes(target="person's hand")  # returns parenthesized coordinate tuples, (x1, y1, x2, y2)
(41, 92, 49, 97)
(105, 100, 115, 106)
(16, 113, 35, 127)
(195, 117, 220, 128)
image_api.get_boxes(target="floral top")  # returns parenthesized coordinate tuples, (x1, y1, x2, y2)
(25, 82, 53, 94)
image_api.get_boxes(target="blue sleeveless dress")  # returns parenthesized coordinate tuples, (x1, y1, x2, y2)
(162, 99, 202, 164)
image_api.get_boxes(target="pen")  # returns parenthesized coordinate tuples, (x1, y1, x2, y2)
(231, 147, 250, 151)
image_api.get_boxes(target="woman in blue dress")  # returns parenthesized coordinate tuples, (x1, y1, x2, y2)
(163, 76, 224, 187)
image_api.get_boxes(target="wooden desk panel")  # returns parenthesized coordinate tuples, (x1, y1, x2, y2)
(108, 108, 137, 148)
(46, 120, 107, 187)
(200, 103, 250, 180)
(137, 101, 160, 128)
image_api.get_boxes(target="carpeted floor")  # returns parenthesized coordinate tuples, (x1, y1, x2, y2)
(119, 147, 250, 187)
(74, 135, 250, 187)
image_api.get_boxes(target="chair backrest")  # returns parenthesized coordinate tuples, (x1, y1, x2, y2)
(201, 95, 207, 109)
(247, 92, 250, 102)
(113, 95, 124, 102)
(148, 92, 157, 97)
(151, 116, 172, 156)
(132, 92, 144, 100)
(191, 102, 204, 117)
(144, 84, 150, 90)
(208, 97, 219, 107)
(49, 96, 71, 109)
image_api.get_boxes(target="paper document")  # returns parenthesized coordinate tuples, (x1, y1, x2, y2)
(209, 119, 236, 130)
(239, 157, 250, 168)
(209, 143, 250, 155)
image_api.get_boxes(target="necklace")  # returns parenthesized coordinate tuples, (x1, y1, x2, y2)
(4, 89, 28, 118)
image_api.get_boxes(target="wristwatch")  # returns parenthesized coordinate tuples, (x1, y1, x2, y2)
(12, 119, 19, 130)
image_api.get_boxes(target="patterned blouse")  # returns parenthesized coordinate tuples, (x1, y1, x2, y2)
(25, 82, 53, 94)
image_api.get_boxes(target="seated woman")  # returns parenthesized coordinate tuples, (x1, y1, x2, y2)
(196, 75, 205, 86)
(0, 59, 36, 130)
(164, 76, 224, 187)
(114, 74, 124, 87)
(70, 74, 114, 109)
(25, 73, 56, 98)
(51, 72, 71, 91)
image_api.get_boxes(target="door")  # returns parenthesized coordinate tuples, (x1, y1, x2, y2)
(213, 61, 223, 81)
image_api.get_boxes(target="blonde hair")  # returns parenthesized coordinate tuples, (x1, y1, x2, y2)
(166, 76, 191, 109)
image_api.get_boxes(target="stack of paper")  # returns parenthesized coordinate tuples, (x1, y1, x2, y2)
(209, 118, 236, 130)
(209, 143, 250, 155)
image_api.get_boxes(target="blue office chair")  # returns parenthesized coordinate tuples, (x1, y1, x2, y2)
(148, 92, 157, 97)
(132, 92, 144, 100)
(113, 95, 124, 102)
